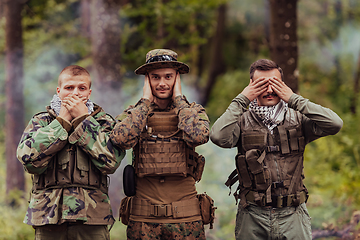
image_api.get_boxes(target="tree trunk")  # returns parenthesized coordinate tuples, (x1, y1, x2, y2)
(350, 52, 360, 114)
(4, 0, 26, 199)
(200, 3, 227, 106)
(80, 0, 91, 37)
(269, 0, 298, 93)
(90, 0, 122, 116)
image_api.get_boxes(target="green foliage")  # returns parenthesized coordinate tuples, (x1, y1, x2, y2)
(120, 0, 227, 74)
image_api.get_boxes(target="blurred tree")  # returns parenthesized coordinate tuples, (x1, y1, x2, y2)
(350, 52, 360, 114)
(3, 0, 26, 201)
(89, 0, 123, 114)
(199, 3, 227, 106)
(269, 0, 298, 92)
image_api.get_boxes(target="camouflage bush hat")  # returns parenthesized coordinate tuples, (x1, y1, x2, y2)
(135, 49, 190, 75)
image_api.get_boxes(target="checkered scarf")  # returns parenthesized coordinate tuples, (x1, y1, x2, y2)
(249, 98, 288, 133)
(50, 94, 94, 116)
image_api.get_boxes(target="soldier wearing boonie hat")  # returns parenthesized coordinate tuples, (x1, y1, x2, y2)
(111, 49, 214, 239)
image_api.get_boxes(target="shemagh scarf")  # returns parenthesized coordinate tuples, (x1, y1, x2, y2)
(50, 94, 94, 116)
(249, 98, 288, 133)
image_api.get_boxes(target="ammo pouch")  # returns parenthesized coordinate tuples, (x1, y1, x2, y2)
(123, 165, 136, 197)
(197, 193, 216, 229)
(119, 196, 132, 225)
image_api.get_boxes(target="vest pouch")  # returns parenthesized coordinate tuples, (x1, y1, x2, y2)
(242, 132, 267, 152)
(57, 147, 72, 185)
(43, 158, 57, 189)
(88, 162, 101, 189)
(235, 154, 252, 188)
(119, 196, 132, 225)
(197, 193, 216, 229)
(99, 175, 108, 194)
(193, 155, 205, 182)
(245, 149, 269, 191)
(75, 147, 90, 186)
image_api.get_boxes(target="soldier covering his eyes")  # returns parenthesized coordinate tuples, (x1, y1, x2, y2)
(210, 59, 343, 240)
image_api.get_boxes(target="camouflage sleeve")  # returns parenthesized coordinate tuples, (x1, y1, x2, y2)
(175, 95, 210, 147)
(16, 113, 69, 174)
(110, 98, 151, 150)
(68, 111, 126, 175)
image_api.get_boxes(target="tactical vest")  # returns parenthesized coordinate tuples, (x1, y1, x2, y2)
(134, 109, 204, 181)
(32, 144, 108, 193)
(32, 106, 108, 194)
(225, 109, 308, 208)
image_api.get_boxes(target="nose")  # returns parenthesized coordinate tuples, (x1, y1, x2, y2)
(159, 77, 166, 87)
(266, 84, 273, 93)
(73, 88, 79, 95)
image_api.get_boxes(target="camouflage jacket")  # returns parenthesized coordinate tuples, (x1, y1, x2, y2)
(17, 104, 125, 226)
(110, 95, 210, 150)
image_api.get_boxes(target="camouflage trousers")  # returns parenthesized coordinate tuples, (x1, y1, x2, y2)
(126, 220, 206, 240)
(34, 223, 110, 240)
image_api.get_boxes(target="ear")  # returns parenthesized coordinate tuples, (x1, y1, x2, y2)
(56, 87, 60, 95)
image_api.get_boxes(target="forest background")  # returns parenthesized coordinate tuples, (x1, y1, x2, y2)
(1, 0, 360, 239)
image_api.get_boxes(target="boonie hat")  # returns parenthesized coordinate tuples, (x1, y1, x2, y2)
(135, 49, 190, 75)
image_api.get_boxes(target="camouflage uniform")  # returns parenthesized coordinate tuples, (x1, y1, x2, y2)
(110, 96, 209, 239)
(17, 104, 125, 234)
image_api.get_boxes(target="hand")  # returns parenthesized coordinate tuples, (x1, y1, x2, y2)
(269, 77, 293, 102)
(142, 74, 154, 102)
(172, 72, 182, 100)
(62, 95, 88, 119)
(241, 77, 269, 102)
(58, 104, 73, 122)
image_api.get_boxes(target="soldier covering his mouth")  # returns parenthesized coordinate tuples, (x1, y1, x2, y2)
(17, 65, 125, 240)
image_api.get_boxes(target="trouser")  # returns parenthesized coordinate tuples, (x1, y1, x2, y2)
(34, 223, 110, 240)
(235, 202, 312, 240)
(126, 220, 206, 240)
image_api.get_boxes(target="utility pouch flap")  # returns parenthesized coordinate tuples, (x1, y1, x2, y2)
(235, 154, 251, 188)
(242, 132, 267, 152)
(57, 147, 70, 169)
(245, 149, 263, 174)
(278, 126, 290, 154)
(76, 148, 90, 171)
(194, 155, 205, 182)
(119, 196, 132, 225)
(44, 159, 56, 188)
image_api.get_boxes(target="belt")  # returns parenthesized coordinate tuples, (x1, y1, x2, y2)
(130, 197, 201, 218)
(246, 191, 308, 208)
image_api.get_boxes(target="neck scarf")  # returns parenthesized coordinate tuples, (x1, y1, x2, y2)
(249, 98, 288, 133)
(50, 94, 94, 116)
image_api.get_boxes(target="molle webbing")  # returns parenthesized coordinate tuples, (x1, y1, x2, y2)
(147, 110, 179, 133)
(130, 197, 201, 218)
(33, 144, 108, 193)
(135, 110, 199, 178)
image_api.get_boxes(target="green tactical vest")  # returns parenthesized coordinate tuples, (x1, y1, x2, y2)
(226, 108, 308, 208)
